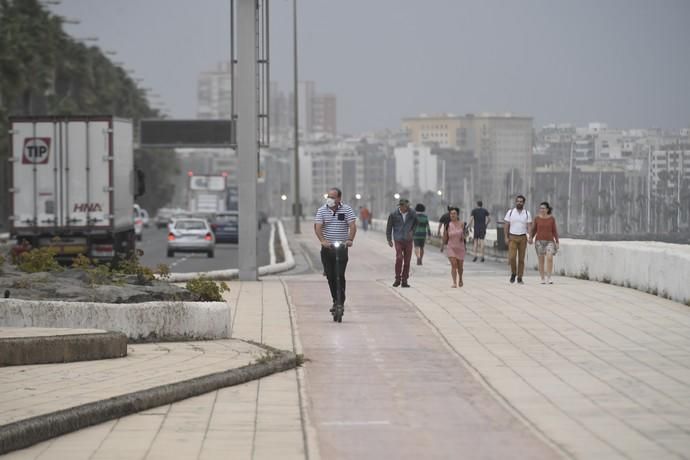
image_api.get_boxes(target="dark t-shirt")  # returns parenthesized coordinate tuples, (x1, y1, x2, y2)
(471, 207, 490, 231)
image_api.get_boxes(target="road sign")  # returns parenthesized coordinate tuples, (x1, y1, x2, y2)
(22, 138, 51, 164)
(139, 119, 235, 148)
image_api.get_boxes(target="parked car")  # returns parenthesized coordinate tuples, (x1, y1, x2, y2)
(211, 211, 239, 243)
(167, 218, 215, 258)
(133, 204, 144, 241)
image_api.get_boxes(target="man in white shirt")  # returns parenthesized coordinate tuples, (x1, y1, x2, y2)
(503, 195, 532, 284)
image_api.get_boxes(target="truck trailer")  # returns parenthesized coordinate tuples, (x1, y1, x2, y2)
(8, 116, 144, 261)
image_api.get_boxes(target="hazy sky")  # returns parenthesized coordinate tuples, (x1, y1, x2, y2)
(52, 0, 690, 134)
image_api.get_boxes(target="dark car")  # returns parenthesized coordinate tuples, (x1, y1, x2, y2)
(211, 211, 239, 243)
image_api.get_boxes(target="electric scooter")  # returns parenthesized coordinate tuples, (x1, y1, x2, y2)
(331, 241, 345, 323)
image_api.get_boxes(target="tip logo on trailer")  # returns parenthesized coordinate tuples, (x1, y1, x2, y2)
(22, 137, 51, 164)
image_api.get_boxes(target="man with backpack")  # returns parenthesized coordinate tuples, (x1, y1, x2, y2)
(503, 195, 532, 284)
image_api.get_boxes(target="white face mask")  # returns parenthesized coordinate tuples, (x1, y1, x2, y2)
(326, 197, 336, 208)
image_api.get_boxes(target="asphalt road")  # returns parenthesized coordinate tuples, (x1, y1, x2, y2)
(137, 223, 272, 273)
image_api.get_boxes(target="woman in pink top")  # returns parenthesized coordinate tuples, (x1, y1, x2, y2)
(443, 207, 466, 288)
(528, 201, 560, 284)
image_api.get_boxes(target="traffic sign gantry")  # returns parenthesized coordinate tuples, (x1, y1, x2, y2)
(139, 119, 235, 148)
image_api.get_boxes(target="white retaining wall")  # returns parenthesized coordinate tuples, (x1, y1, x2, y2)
(555, 239, 690, 304)
(0, 299, 229, 341)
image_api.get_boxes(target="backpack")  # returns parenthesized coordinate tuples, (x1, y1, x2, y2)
(508, 208, 530, 221)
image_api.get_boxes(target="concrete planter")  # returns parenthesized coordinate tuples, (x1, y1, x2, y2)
(0, 299, 230, 341)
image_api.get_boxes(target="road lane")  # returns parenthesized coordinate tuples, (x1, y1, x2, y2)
(137, 223, 272, 273)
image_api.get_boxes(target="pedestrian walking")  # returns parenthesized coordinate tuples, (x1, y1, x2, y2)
(468, 200, 490, 262)
(437, 206, 451, 252)
(386, 198, 418, 287)
(443, 207, 466, 288)
(359, 206, 371, 231)
(529, 201, 560, 284)
(503, 195, 532, 284)
(413, 203, 431, 265)
(314, 187, 357, 312)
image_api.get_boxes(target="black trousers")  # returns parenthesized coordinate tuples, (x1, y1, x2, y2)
(321, 245, 349, 305)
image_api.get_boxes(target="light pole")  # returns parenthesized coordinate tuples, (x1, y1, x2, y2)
(437, 189, 444, 217)
(567, 140, 574, 234)
(292, 0, 301, 234)
(281, 194, 288, 217)
(394, 193, 400, 200)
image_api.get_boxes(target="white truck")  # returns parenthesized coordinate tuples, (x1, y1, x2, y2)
(8, 116, 144, 261)
(188, 174, 227, 214)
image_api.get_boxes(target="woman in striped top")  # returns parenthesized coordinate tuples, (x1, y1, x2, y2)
(413, 203, 431, 265)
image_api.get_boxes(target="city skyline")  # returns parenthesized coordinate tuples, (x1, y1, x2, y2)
(50, 0, 690, 134)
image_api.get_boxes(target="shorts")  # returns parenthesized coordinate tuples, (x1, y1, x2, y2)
(535, 240, 557, 256)
(473, 227, 486, 240)
(413, 239, 426, 248)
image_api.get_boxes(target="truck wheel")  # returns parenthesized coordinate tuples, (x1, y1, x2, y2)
(167, 250, 174, 258)
(207, 250, 214, 258)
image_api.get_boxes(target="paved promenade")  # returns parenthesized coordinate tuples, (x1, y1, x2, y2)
(4, 228, 690, 459)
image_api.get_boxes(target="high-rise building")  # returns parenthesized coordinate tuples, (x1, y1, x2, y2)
(393, 144, 438, 193)
(467, 113, 534, 213)
(312, 93, 337, 138)
(297, 139, 394, 218)
(197, 62, 232, 119)
(402, 114, 464, 147)
(196, 64, 338, 140)
(402, 113, 533, 215)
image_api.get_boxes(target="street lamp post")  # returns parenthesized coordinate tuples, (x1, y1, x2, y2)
(292, 0, 301, 234)
(281, 194, 288, 217)
(437, 189, 444, 217)
(567, 140, 574, 234)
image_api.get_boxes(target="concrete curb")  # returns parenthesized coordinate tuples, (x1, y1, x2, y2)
(0, 345, 298, 456)
(0, 331, 127, 366)
(166, 219, 296, 282)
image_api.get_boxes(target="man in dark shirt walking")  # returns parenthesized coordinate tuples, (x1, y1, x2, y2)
(437, 206, 452, 252)
(469, 200, 491, 262)
(386, 198, 418, 287)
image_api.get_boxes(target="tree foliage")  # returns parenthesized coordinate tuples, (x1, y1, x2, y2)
(0, 0, 178, 225)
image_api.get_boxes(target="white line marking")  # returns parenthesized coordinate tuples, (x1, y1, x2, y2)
(321, 421, 391, 427)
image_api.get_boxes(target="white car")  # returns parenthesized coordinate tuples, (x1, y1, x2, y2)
(133, 204, 144, 241)
(167, 218, 215, 258)
(140, 208, 150, 228)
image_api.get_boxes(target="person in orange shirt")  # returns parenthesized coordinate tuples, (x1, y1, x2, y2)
(528, 201, 560, 284)
(359, 206, 371, 231)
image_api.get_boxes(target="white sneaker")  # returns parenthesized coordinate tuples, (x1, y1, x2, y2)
(547, 276, 553, 284)
(540, 278, 546, 285)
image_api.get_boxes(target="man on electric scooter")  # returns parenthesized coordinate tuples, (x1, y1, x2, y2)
(314, 187, 357, 314)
